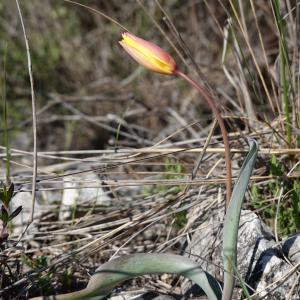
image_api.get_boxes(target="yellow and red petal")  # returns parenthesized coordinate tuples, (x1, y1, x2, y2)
(120, 32, 176, 75)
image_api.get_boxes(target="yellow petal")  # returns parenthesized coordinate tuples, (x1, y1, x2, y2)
(120, 32, 176, 75)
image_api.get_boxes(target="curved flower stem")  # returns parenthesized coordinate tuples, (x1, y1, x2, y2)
(175, 69, 232, 206)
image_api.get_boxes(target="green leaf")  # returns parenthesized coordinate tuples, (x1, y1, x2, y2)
(1, 205, 9, 225)
(0, 183, 14, 207)
(292, 181, 300, 230)
(6, 182, 14, 203)
(222, 139, 258, 300)
(41, 254, 222, 300)
(8, 205, 22, 221)
(270, 154, 283, 176)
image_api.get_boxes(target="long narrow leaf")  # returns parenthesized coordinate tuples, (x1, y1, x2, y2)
(30, 254, 222, 300)
(222, 139, 258, 300)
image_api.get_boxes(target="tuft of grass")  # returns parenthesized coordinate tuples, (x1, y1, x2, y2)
(271, 0, 293, 146)
(251, 155, 300, 236)
(174, 209, 188, 229)
(22, 255, 53, 295)
(143, 158, 185, 196)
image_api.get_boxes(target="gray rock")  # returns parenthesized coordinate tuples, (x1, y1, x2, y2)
(109, 292, 177, 300)
(248, 248, 299, 299)
(282, 234, 300, 264)
(184, 210, 274, 281)
(184, 209, 300, 299)
(10, 189, 42, 235)
(59, 173, 111, 220)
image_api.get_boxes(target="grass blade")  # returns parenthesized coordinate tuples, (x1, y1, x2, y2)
(1, 42, 10, 184)
(272, 0, 293, 146)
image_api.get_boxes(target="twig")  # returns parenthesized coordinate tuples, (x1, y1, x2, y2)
(2, 146, 300, 156)
(274, 184, 284, 243)
(15, 0, 37, 230)
(191, 119, 218, 180)
(136, 0, 190, 71)
(155, 0, 204, 78)
(63, 0, 128, 31)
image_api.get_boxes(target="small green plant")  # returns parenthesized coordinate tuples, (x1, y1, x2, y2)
(174, 209, 188, 229)
(60, 266, 76, 292)
(23, 256, 77, 297)
(143, 158, 184, 196)
(0, 183, 22, 245)
(251, 155, 300, 236)
(23, 255, 53, 294)
(143, 158, 187, 229)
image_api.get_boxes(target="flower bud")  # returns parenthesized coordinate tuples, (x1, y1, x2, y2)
(119, 32, 176, 75)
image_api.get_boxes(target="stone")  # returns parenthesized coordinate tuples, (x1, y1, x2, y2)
(184, 210, 274, 281)
(248, 248, 299, 299)
(10, 189, 42, 235)
(59, 172, 111, 220)
(109, 292, 177, 300)
(183, 209, 300, 298)
(282, 234, 300, 265)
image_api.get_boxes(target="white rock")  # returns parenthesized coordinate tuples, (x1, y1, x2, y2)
(59, 173, 111, 220)
(10, 190, 42, 235)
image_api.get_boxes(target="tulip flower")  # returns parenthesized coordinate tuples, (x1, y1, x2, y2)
(119, 32, 176, 75)
(120, 32, 232, 206)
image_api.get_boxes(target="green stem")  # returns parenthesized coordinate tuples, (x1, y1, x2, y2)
(281, 45, 292, 146)
(272, 0, 292, 146)
(1, 42, 10, 184)
(175, 70, 232, 206)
